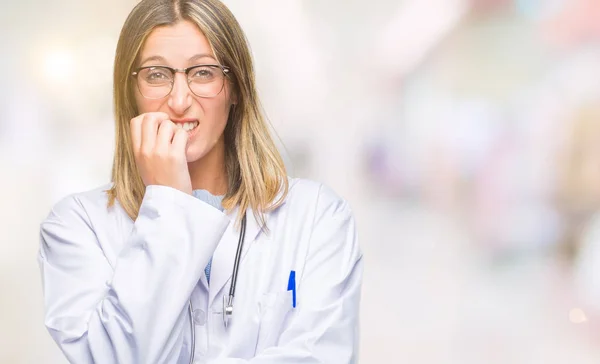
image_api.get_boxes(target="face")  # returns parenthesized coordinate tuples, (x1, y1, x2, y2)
(134, 20, 234, 163)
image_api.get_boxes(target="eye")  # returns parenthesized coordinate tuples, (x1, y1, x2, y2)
(141, 67, 172, 84)
(189, 66, 217, 82)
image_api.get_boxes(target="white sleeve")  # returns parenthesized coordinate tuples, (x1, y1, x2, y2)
(209, 184, 364, 364)
(38, 185, 230, 364)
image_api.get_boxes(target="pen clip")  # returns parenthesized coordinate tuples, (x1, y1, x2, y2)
(287, 270, 296, 308)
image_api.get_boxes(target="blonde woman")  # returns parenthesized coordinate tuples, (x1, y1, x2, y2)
(37, 0, 362, 363)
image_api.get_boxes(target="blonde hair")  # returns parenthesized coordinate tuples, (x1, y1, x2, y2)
(107, 0, 288, 227)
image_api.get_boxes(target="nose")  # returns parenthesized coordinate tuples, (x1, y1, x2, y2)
(167, 72, 193, 115)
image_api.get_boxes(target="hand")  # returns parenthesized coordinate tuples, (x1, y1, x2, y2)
(130, 112, 192, 195)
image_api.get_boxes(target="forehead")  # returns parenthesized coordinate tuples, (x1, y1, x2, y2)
(139, 20, 215, 65)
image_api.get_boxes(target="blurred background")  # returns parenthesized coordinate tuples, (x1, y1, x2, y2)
(3, 0, 600, 362)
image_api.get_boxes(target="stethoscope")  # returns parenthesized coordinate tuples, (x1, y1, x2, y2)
(188, 213, 247, 363)
(223, 212, 247, 327)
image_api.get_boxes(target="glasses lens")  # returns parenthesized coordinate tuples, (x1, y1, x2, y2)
(136, 67, 173, 99)
(188, 65, 225, 98)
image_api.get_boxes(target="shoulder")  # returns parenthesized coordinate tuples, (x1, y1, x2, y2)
(43, 183, 114, 223)
(279, 178, 355, 234)
(284, 177, 352, 215)
(283, 178, 361, 262)
(39, 183, 115, 259)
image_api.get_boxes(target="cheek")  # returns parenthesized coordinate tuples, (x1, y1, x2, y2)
(134, 90, 164, 114)
(186, 100, 230, 156)
(198, 101, 230, 137)
(196, 91, 232, 128)
(134, 92, 149, 113)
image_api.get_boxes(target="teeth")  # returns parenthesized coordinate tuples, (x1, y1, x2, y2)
(178, 121, 199, 131)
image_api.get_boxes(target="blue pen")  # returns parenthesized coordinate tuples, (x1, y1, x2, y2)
(287, 270, 296, 308)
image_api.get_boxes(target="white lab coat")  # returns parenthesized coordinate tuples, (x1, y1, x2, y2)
(38, 178, 363, 363)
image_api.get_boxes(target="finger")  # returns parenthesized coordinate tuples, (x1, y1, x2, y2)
(130, 115, 144, 155)
(171, 127, 189, 155)
(140, 113, 166, 153)
(156, 119, 176, 153)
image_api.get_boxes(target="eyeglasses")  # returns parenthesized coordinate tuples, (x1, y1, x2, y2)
(131, 64, 230, 99)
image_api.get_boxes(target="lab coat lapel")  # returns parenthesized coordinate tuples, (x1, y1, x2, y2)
(208, 207, 262, 307)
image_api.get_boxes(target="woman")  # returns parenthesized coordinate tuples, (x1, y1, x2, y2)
(37, 0, 363, 363)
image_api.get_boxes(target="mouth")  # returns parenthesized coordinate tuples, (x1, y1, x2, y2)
(172, 119, 200, 136)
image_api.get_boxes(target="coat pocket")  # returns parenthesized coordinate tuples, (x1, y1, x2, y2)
(255, 290, 294, 353)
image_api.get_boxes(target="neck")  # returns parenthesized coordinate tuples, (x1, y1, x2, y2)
(188, 137, 228, 196)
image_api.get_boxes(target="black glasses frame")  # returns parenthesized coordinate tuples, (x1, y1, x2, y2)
(131, 64, 231, 99)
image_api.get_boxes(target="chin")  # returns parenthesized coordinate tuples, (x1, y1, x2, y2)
(183, 142, 206, 162)
(185, 149, 207, 163)
(185, 135, 225, 164)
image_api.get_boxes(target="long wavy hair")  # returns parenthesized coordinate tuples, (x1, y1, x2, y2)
(107, 0, 288, 226)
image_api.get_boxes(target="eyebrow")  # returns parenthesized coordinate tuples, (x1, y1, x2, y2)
(140, 53, 217, 66)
